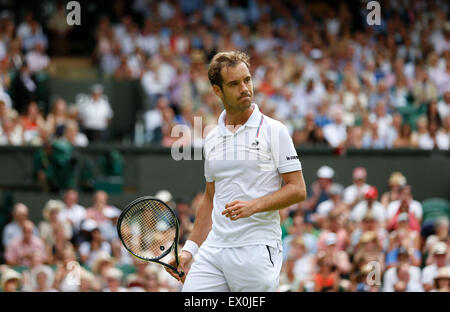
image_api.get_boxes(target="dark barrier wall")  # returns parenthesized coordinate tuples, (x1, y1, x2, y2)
(0, 146, 449, 223)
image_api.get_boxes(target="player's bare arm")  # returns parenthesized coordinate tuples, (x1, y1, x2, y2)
(223, 170, 306, 221)
(165, 181, 214, 282)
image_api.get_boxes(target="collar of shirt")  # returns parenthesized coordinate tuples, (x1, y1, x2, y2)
(217, 103, 263, 137)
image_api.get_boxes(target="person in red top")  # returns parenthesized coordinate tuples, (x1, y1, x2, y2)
(313, 251, 340, 292)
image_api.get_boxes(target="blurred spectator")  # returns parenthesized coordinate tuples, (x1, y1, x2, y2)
(417, 119, 449, 150)
(393, 123, 417, 148)
(351, 186, 386, 225)
(78, 224, 112, 268)
(25, 41, 50, 74)
(422, 242, 450, 292)
(383, 247, 423, 292)
(380, 171, 407, 208)
(314, 183, 347, 225)
(387, 185, 423, 231)
(4, 220, 47, 266)
(21, 101, 45, 144)
(85, 190, 117, 226)
(323, 109, 347, 148)
(2, 203, 38, 248)
(11, 62, 37, 115)
(77, 84, 113, 142)
(46, 1, 73, 56)
(59, 189, 86, 235)
(301, 165, 335, 224)
(26, 264, 57, 292)
(63, 120, 89, 147)
(38, 200, 73, 261)
(45, 98, 69, 138)
(437, 90, 450, 120)
(431, 267, 450, 292)
(343, 167, 371, 209)
(103, 267, 126, 292)
(313, 251, 340, 292)
(0, 267, 22, 292)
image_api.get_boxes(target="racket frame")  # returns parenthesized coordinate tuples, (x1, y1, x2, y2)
(117, 196, 184, 277)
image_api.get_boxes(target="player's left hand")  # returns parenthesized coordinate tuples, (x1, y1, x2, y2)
(222, 199, 258, 221)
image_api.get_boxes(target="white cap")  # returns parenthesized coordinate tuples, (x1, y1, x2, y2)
(311, 48, 323, 60)
(103, 206, 121, 219)
(433, 242, 448, 255)
(81, 219, 98, 232)
(317, 166, 335, 179)
(155, 190, 173, 203)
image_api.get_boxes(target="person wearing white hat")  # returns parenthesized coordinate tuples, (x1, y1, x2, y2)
(1, 268, 22, 292)
(103, 267, 127, 292)
(165, 51, 306, 292)
(422, 242, 450, 291)
(301, 165, 334, 223)
(38, 199, 73, 248)
(29, 264, 56, 292)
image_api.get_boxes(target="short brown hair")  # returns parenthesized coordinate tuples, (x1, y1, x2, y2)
(207, 51, 250, 89)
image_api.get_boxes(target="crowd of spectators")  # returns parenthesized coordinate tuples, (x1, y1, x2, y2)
(0, 167, 448, 292)
(91, 0, 450, 150)
(0, 7, 115, 149)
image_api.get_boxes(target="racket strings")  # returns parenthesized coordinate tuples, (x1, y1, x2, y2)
(119, 199, 177, 260)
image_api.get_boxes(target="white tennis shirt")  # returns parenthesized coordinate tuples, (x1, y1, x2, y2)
(203, 103, 302, 248)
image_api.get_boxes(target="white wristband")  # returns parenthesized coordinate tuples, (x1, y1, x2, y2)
(181, 240, 199, 257)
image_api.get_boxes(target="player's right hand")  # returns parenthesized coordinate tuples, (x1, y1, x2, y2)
(165, 250, 193, 284)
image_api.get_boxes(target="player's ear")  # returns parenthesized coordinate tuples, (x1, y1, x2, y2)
(212, 84, 223, 99)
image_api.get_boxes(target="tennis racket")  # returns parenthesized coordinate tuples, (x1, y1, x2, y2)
(117, 196, 184, 278)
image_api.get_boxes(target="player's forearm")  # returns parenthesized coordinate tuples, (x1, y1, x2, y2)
(187, 185, 214, 247)
(253, 182, 306, 214)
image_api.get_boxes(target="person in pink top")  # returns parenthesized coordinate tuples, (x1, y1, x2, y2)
(85, 190, 112, 225)
(5, 220, 47, 266)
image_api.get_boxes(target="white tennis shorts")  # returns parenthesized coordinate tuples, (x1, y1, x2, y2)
(182, 242, 283, 292)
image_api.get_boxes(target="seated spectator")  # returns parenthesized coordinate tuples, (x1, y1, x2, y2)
(25, 41, 50, 74)
(53, 245, 82, 292)
(343, 167, 371, 209)
(300, 166, 334, 221)
(314, 183, 347, 225)
(282, 213, 318, 259)
(38, 199, 73, 260)
(103, 267, 127, 292)
(431, 267, 450, 292)
(386, 185, 422, 231)
(85, 190, 116, 226)
(382, 247, 423, 292)
(0, 268, 22, 292)
(288, 237, 316, 288)
(5, 220, 48, 266)
(21, 101, 44, 144)
(350, 211, 389, 254)
(422, 242, 450, 292)
(90, 250, 115, 288)
(45, 98, 69, 138)
(78, 223, 112, 268)
(313, 251, 340, 292)
(2, 203, 38, 248)
(27, 264, 57, 292)
(317, 213, 349, 252)
(59, 189, 86, 234)
(0, 117, 23, 145)
(380, 171, 407, 208)
(393, 123, 418, 148)
(437, 90, 450, 120)
(278, 254, 303, 292)
(418, 119, 449, 150)
(77, 84, 113, 142)
(63, 120, 88, 147)
(351, 186, 386, 225)
(353, 231, 385, 272)
(386, 226, 421, 268)
(323, 109, 347, 148)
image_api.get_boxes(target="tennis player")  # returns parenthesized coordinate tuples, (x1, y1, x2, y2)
(166, 51, 306, 291)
